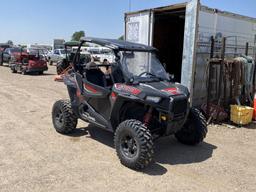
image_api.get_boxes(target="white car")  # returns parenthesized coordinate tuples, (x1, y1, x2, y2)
(100, 48, 115, 63)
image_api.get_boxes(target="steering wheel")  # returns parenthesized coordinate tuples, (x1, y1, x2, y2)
(138, 71, 155, 77)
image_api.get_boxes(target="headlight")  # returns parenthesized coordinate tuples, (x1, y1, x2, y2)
(146, 96, 161, 103)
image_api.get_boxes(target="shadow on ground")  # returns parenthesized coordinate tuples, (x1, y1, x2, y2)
(244, 122, 256, 129)
(29, 72, 56, 76)
(66, 124, 217, 176)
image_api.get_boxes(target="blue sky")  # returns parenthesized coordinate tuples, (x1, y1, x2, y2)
(0, 0, 255, 45)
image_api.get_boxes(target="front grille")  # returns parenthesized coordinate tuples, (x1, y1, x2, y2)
(172, 97, 188, 116)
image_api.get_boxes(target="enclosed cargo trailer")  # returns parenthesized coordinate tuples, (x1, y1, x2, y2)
(125, 0, 256, 106)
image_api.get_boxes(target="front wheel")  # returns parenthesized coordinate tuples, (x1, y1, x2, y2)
(175, 107, 207, 145)
(52, 100, 77, 134)
(21, 68, 27, 75)
(114, 120, 154, 170)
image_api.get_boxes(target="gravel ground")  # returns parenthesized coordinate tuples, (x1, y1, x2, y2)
(0, 65, 255, 192)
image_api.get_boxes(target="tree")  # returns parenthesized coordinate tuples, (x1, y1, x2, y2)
(71, 31, 85, 41)
(6, 40, 13, 46)
(118, 35, 124, 40)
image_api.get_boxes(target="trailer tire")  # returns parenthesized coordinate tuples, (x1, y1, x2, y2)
(114, 119, 154, 170)
(175, 107, 207, 145)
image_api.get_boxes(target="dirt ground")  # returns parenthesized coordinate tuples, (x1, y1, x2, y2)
(0, 65, 255, 192)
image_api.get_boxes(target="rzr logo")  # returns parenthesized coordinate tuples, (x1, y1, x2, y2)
(114, 83, 141, 95)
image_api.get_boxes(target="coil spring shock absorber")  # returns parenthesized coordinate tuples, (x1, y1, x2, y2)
(143, 107, 153, 127)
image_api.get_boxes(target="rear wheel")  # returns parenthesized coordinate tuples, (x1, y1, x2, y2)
(114, 119, 154, 170)
(11, 68, 17, 73)
(175, 107, 207, 145)
(38, 71, 43, 75)
(52, 100, 77, 134)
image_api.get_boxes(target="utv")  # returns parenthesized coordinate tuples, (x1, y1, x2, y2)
(10, 48, 48, 75)
(52, 37, 207, 170)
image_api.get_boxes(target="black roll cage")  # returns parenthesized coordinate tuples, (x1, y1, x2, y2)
(71, 37, 161, 83)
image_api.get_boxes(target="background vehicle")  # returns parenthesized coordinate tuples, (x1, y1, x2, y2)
(27, 48, 49, 61)
(10, 48, 48, 75)
(47, 49, 69, 65)
(87, 47, 115, 63)
(0, 43, 11, 65)
(56, 41, 91, 75)
(1, 47, 23, 66)
(52, 37, 207, 170)
(53, 39, 65, 50)
(99, 48, 115, 63)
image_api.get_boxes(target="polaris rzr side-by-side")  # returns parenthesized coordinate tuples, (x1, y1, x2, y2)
(52, 37, 207, 170)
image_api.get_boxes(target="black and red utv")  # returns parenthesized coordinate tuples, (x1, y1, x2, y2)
(52, 37, 207, 170)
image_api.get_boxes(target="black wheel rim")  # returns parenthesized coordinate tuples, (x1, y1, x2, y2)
(120, 134, 138, 159)
(55, 109, 64, 127)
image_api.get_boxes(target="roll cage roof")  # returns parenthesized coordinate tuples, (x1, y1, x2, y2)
(80, 37, 157, 52)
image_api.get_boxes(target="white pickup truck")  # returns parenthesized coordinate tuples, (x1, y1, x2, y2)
(47, 49, 69, 65)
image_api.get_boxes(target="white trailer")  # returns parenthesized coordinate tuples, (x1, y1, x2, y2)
(53, 39, 65, 50)
(125, 0, 256, 106)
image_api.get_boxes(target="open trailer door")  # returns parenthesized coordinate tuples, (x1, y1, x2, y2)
(181, 0, 200, 105)
(125, 10, 153, 45)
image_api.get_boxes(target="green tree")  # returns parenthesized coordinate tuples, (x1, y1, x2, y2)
(71, 31, 85, 41)
(118, 35, 124, 40)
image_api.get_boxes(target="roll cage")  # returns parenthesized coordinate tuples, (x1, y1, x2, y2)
(72, 37, 160, 83)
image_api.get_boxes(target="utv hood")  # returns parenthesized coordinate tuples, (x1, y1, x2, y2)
(137, 81, 189, 99)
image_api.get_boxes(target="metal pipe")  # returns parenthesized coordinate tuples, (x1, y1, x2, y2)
(207, 36, 215, 117)
(218, 37, 226, 104)
(245, 42, 249, 56)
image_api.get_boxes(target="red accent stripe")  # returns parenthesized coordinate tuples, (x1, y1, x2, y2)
(162, 88, 179, 95)
(111, 92, 117, 100)
(84, 84, 98, 93)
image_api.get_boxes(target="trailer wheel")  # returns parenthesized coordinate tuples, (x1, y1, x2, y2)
(175, 107, 207, 145)
(114, 119, 154, 170)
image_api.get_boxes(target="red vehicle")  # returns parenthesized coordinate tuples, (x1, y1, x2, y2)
(10, 48, 48, 75)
